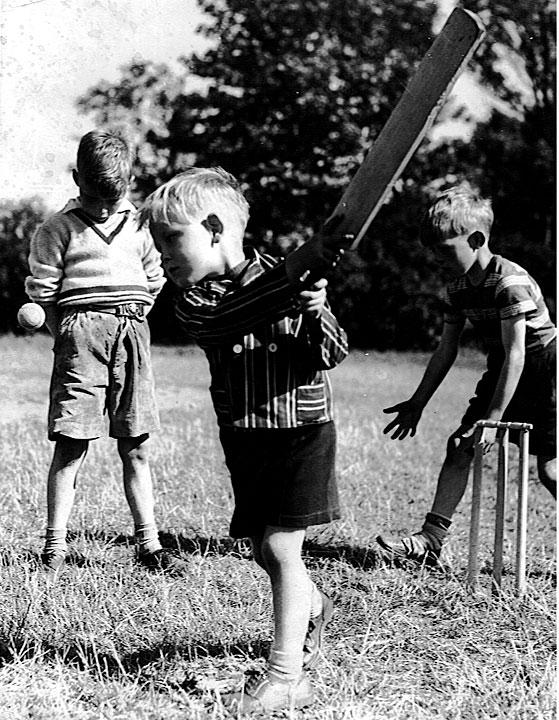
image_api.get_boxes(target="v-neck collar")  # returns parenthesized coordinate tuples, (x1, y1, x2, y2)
(69, 207, 130, 245)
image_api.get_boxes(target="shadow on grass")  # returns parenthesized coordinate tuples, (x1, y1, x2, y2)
(1, 535, 554, 583)
(0, 547, 91, 568)
(0, 636, 271, 693)
(1, 532, 553, 583)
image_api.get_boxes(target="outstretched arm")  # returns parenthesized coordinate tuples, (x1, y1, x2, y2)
(383, 319, 464, 439)
(480, 314, 526, 445)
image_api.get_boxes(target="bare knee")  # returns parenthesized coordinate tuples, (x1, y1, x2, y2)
(117, 434, 150, 467)
(260, 529, 305, 576)
(445, 434, 474, 470)
(537, 456, 556, 498)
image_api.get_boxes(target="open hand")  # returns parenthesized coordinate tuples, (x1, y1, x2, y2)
(383, 400, 423, 440)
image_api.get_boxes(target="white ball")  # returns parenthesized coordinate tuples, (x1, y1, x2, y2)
(17, 302, 46, 331)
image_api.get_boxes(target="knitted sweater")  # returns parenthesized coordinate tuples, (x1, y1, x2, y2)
(25, 198, 165, 307)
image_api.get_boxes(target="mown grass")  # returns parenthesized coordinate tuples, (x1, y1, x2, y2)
(0, 334, 555, 719)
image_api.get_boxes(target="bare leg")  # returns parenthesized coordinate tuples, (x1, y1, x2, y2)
(377, 432, 473, 562)
(429, 435, 474, 518)
(117, 434, 156, 527)
(260, 526, 311, 660)
(47, 437, 89, 530)
(118, 434, 162, 555)
(223, 528, 315, 712)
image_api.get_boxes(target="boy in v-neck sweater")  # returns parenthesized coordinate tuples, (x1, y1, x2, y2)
(25, 129, 185, 577)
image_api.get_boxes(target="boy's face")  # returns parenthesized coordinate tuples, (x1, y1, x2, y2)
(150, 220, 224, 288)
(431, 234, 479, 277)
(73, 171, 125, 223)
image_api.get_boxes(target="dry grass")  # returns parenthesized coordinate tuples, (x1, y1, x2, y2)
(0, 335, 555, 719)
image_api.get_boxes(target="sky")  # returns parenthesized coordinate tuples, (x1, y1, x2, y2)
(0, 0, 490, 210)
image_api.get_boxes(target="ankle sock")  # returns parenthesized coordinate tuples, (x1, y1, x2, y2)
(267, 646, 304, 683)
(421, 512, 452, 550)
(134, 522, 162, 555)
(43, 527, 67, 556)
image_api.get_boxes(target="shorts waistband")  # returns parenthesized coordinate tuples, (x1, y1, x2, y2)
(69, 303, 146, 320)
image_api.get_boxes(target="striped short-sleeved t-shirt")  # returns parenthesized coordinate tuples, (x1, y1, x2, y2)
(444, 255, 556, 353)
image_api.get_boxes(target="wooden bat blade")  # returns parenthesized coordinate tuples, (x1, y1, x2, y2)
(325, 8, 485, 250)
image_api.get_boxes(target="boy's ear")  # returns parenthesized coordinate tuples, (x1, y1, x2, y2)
(201, 214, 224, 245)
(468, 230, 486, 249)
(72, 169, 80, 187)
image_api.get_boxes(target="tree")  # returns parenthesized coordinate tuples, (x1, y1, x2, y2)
(0, 198, 47, 333)
(78, 0, 447, 346)
(79, 0, 438, 245)
(422, 1, 556, 306)
(77, 0, 555, 347)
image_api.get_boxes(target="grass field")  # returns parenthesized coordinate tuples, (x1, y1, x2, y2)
(0, 334, 555, 720)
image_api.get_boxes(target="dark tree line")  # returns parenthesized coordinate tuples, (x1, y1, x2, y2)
(1, 0, 554, 345)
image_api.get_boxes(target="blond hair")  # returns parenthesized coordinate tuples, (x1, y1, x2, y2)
(420, 185, 493, 246)
(138, 167, 250, 232)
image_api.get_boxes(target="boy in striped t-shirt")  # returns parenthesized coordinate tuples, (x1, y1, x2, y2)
(139, 167, 348, 713)
(26, 129, 187, 577)
(379, 185, 556, 565)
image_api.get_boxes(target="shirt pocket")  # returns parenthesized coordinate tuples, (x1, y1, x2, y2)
(296, 382, 328, 424)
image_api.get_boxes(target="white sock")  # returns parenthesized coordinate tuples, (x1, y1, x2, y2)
(267, 646, 304, 683)
(135, 522, 162, 554)
(43, 527, 67, 556)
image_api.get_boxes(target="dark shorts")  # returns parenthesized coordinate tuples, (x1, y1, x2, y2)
(48, 309, 160, 440)
(461, 338, 556, 456)
(219, 421, 341, 539)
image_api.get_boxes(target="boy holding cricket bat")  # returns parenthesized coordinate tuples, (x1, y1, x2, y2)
(379, 185, 556, 565)
(138, 166, 348, 713)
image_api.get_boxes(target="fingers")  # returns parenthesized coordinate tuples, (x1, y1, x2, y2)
(383, 403, 403, 414)
(383, 419, 399, 435)
(309, 278, 328, 290)
(482, 441, 495, 455)
(389, 425, 413, 441)
(383, 420, 416, 440)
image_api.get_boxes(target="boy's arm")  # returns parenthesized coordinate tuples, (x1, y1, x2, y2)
(483, 314, 526, 425)
(176, 262, 306, 345)
(383, 319, 464, 439)
(141, 229, 166, 301)
(176, 231, 347, 344)
(25, 223, 66, 307)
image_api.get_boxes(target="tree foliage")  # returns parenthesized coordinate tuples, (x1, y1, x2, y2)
(0, 198, 47, 333)
(79, 0, 438, 241)
(417, 1, 556, 309)
(71, 0, 553, 345)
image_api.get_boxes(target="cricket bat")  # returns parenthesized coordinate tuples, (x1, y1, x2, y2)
(325, 7, 485, 250)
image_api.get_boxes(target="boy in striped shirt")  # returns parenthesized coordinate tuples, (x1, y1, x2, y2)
(379, 185, 556, 565)
(139, 167, 348, 713)
(26, 129, 186, 576)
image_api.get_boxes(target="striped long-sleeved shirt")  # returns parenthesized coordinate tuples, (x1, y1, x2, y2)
(25, 198, 165, 308)
(176, 250, 348, 429)
(444, 254, 556, 353)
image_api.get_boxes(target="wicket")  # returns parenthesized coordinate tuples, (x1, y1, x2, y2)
(467, 419, 533, 596)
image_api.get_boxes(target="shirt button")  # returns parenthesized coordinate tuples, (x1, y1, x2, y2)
(232, 344, 243, 354)
(268, 343, 278, 352)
